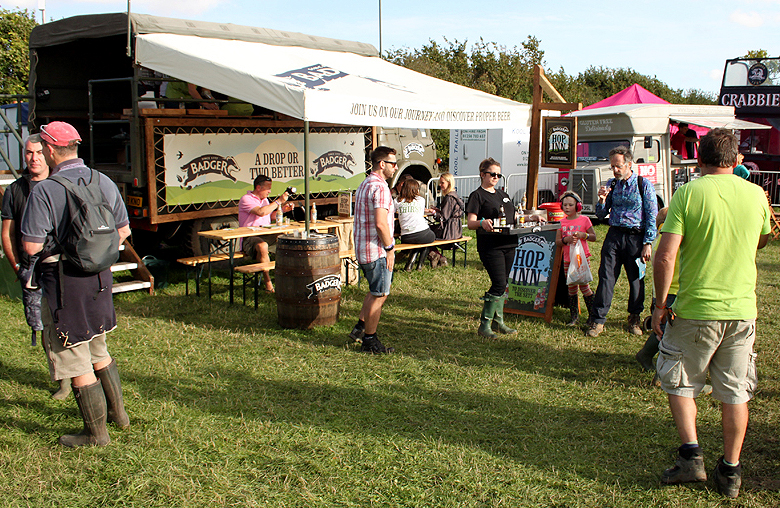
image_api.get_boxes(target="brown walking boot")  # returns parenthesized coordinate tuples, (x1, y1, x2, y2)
(627, 313, 643, 335)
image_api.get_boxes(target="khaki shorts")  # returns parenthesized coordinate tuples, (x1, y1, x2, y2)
(41, 297, 111, 381)
(657, 316, 757, 404)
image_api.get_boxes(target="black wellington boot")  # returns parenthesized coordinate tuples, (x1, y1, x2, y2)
(566, 295, 580, 326)
(583, 293, 596, 327)
(635, 333, 660, 371)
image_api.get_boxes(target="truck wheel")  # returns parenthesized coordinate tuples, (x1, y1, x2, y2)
(186, 215, 239, 257)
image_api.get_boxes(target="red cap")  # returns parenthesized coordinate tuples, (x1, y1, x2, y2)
(39, 122, 81, 147)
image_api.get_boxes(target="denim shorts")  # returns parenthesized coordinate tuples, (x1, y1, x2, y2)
(360, 257, 393, 297)
(657, 316, 757, 404)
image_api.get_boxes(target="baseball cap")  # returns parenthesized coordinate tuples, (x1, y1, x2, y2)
(39, 122, 82, 147)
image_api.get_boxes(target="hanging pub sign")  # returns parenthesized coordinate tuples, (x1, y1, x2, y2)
(542, 117, 577, 169)
(504, 225, 562, 322)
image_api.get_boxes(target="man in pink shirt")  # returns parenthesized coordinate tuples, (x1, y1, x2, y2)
(348, 147, 397, 353)
(238, 174, 293, 292)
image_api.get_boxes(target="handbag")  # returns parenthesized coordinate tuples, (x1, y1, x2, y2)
(566, 240, 593, 285)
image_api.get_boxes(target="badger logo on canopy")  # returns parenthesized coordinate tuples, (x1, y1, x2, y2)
(275, 64, 348, 90)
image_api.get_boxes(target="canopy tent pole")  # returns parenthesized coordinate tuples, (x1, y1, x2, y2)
(304, 120, 310, 237)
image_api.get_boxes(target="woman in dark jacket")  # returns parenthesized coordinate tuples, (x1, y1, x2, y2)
(428, 172, 464, 267)
(466, 158, 518, 339)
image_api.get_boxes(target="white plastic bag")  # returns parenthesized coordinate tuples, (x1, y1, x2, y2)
(567, 240, 593, 285)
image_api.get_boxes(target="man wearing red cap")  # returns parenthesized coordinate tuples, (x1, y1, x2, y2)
(20, 121, 132, 447)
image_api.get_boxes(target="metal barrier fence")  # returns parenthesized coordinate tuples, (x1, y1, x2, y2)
(751, 170, 780, 207)
(426, 170, 567, 208)
(426, 168, 780, 208)
(425, 170, 568, 208)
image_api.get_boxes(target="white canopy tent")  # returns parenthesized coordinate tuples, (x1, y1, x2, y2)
(134, 32, 533, 230)
(134, 33, 530, 129)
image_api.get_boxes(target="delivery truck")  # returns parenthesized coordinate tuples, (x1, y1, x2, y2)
(568, 103, 768, 213)
(28, 13, 439, 255)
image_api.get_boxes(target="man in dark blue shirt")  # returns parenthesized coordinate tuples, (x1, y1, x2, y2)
(587, 146, 657, 337)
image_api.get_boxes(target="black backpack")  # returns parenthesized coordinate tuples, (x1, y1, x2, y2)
(50, 170, 120, 273)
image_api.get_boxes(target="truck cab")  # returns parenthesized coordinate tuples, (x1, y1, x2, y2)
(719, 56, 780, 204)
(27, 13, 438, 255)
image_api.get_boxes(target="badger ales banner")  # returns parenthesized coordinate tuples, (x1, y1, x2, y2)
(542, 117, 577, 170)
(504, 225, 562, 323)
(163, 131, 365, 206)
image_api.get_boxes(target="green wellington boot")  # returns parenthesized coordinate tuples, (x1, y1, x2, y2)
(635, 334, 660, 371)
(478, 294, 500, 339)
(94, 358, 130, 429)
(492, 295, 517, 335)
(59, 380, 110, 448)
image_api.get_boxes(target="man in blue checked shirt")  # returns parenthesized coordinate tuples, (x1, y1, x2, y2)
(586, 146, 658, 337)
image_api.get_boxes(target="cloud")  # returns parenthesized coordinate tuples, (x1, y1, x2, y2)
(729, 10, 765, 27)
(710, 68, 725, 83)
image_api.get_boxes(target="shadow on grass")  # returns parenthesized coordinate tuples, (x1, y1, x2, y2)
(128, 366, 668, 487)
(114, 288, 635, 388)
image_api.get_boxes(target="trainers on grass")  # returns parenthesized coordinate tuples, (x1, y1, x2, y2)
(360, 336, 394, 354)
(586, 322, 604, 337)
(348, 326, 365, 342)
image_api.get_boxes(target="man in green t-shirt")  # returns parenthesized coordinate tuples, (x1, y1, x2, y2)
(651, 128, 771, 498)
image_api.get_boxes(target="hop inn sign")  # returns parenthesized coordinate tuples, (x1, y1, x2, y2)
(542, 117, 577, 170)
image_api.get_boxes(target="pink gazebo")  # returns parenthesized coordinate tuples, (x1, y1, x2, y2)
(582, 83, 669, 110)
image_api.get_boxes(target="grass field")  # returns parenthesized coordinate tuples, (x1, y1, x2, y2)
(0, 224, 778, 507)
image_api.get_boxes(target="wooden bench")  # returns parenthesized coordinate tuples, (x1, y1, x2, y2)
(394, 236, 472, 271)
(177, 252, 245, 296)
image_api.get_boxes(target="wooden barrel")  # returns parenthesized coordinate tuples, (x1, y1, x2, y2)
(275, 233, 341, 329)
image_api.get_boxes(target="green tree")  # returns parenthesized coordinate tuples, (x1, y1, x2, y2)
(388, 36, 717, 165)
(0, 8, 36, 102)
(744, 49, 769, 59)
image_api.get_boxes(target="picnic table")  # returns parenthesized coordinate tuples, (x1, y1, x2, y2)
(197, 219, 346, 303)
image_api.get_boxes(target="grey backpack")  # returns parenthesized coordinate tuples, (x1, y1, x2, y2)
(50, 170, 120, 273)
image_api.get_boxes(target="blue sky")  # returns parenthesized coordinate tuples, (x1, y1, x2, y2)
(8, 0, 780, 98)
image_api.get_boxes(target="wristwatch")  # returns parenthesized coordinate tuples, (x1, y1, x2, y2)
(384, 244, 395, 252)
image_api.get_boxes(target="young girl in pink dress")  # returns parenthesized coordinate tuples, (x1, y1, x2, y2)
(555, 191, 597, 327)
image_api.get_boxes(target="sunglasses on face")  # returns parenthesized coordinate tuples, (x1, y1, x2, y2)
(483, 171, 501, 178)
(382, 160, 398, 167)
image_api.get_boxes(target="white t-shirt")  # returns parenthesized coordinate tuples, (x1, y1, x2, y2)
(394, 196, 429, 236)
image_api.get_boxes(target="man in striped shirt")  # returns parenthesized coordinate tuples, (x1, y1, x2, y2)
(349, 146, 397, 353)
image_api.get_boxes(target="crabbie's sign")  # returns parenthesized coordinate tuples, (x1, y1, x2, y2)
(163, 131, 365, 206)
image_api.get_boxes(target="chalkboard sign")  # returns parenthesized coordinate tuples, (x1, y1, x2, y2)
(504, 224, 562, 322)
(542, 117, 577, 170)
(338, 191, 352, 217)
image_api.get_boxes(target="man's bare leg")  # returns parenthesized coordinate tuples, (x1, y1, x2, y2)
(669, 394, 698, 443)
(255, 241, 273, 292)
(722, 402, 748, 464)
(361, 293, 388, 335)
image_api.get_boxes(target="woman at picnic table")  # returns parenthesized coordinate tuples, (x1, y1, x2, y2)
(466, 157, 518, 339)
(393, 177, 448, 267)
(427, 172, 465, 267)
